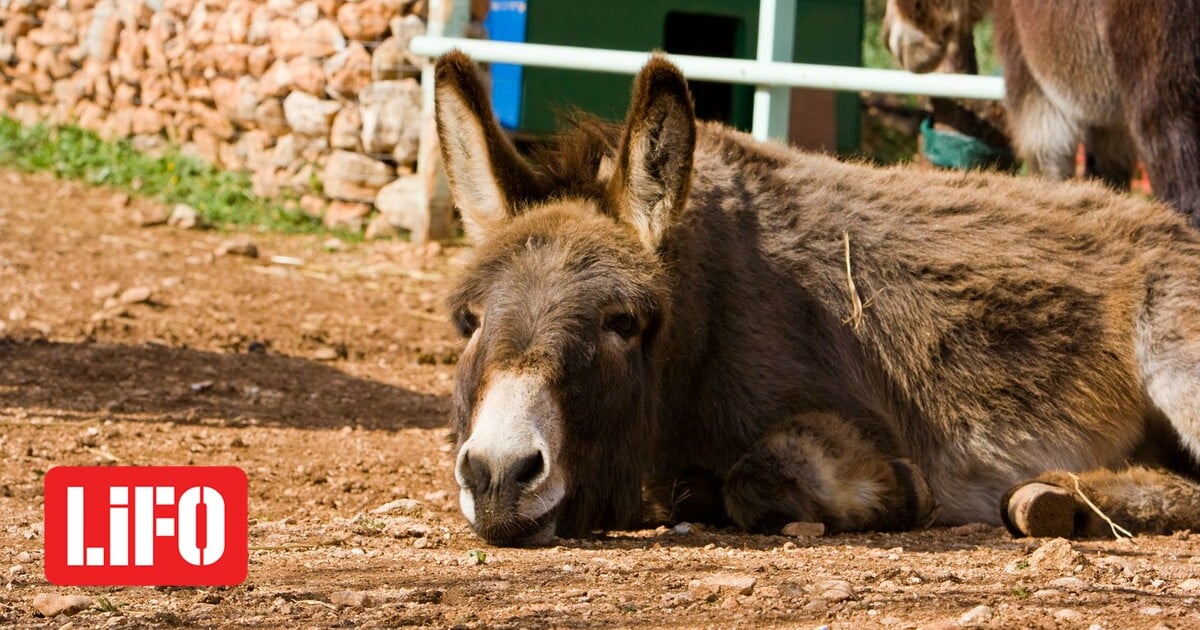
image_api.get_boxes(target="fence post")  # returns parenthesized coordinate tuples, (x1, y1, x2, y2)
(413, 0, 467, 243)
(752, 0, 797, 142)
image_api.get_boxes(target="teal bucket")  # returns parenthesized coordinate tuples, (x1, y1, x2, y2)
(920, 117, 1017, 172)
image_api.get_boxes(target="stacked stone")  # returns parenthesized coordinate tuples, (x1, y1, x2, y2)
(0, 0, 434, 235)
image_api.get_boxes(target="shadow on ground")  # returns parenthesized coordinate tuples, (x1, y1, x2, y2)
(0, 338, 447, 430)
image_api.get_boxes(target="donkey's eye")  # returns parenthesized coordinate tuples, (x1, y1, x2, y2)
(603, 313, 641, 339)
(454, 308, 480, 338)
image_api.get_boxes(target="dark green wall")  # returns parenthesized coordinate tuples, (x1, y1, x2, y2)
(519, 0, 864, 152)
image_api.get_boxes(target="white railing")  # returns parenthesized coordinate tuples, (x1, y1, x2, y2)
(408, 37, 1007, 121)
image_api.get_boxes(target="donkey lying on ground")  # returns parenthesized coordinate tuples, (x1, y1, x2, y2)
(436, 51, 1200, 547)
(882, 0, 1200, 226)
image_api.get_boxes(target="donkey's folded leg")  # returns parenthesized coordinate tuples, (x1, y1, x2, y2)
(1002, 466, 1200, 538)
(723, 412, 938, 534)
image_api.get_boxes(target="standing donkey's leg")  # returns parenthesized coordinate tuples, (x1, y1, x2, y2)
(993, 5, 1080, 181)
(1109, 0, 1200, 226)
(1007, 83, 1081, 181)
(1126, 108, 1200, 227)
(723, 412, 939, 534)
(1083, 125, 1137, 192)
(1003, 467, 1200, 538)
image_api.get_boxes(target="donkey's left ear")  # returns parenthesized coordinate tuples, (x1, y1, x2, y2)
(435, 51, 543, 243)
(607, 55, 696, 252)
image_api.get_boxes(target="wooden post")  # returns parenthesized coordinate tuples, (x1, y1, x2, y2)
(413, 0, 469, 243)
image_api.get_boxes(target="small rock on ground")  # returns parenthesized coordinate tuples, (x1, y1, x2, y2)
(92, 283, 121, 300)
(817, 579, 855, 602)
(371, 498, 422, 514)
(688, 574, 756, 598)
(1054, 609, 1082, 621)
(365, 213, 400, 240)
(1050, 576, 1086, 591)
(959, 604, 994, 626)
(216, 239, 259, 258)
(329, 590, 376, 608)
(312, 347, 339, 361)
(117, 286, 152, 305)
(196, 592, 223, 604)
(168, 204, 203, 229)
(782, 521, 825, 537)
(32, 593, 93, 617)
(1028, 538, 1086, 574)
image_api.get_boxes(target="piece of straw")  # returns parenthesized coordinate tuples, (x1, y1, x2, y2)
(843, 231, 865, 332)
(1068, 472, 1136, 542)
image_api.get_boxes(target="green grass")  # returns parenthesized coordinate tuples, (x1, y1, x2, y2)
(0, 116, 332, 234)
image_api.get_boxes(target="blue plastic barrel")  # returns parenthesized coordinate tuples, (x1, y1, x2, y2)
(484, 1, 527, 129)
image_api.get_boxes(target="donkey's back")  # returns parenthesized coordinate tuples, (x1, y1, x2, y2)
(662, 123, 1200, 533)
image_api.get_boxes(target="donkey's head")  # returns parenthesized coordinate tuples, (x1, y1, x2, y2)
(883, 0, 983, 73)
(436, 52, 695, 546)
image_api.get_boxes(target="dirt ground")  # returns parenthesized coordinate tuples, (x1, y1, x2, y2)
(2, 169, 1199, 629)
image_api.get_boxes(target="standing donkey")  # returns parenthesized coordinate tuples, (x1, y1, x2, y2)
(436, 50, 1200, 547)
(883, 0, 1200, 226)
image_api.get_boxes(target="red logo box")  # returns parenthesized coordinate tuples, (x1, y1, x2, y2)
(44, 466, 248, 586)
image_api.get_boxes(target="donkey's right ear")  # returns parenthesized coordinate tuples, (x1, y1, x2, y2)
(435, 51, 542, 242)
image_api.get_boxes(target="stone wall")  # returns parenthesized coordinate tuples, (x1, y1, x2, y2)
(0, 0, 441, 237)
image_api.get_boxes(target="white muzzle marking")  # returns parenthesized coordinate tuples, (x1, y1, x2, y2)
(456, 372, 565, 527)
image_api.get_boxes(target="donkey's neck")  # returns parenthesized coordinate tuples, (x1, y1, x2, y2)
(649, 125, 876, 473)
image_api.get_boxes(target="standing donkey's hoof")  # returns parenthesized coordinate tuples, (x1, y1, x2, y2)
(1002, 482, 1080, 538)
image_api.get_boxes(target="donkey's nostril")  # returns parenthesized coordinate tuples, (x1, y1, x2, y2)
(512, 451, 545, 487)
(461, 451, 493, 493)
(460, 447, 546, 495)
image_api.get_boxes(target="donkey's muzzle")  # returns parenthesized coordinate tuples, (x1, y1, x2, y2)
(473, 507, 557, 547)
(453, 372, 566, 546)
(457, 443, 559, 546)
(459, 449, 547, 497)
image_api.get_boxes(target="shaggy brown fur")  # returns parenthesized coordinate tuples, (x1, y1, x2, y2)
(437, 51, 1200, 546)
(884, 0, 1200, 225)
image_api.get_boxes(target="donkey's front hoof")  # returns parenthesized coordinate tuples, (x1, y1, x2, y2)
(1002, 482, 1079, 538)
(888, 459, 940, 529)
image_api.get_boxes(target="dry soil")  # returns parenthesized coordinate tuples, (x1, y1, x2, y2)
(2, 170, 1199, 629)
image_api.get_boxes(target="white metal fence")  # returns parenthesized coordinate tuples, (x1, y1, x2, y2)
(408, 0, 1006, 241)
